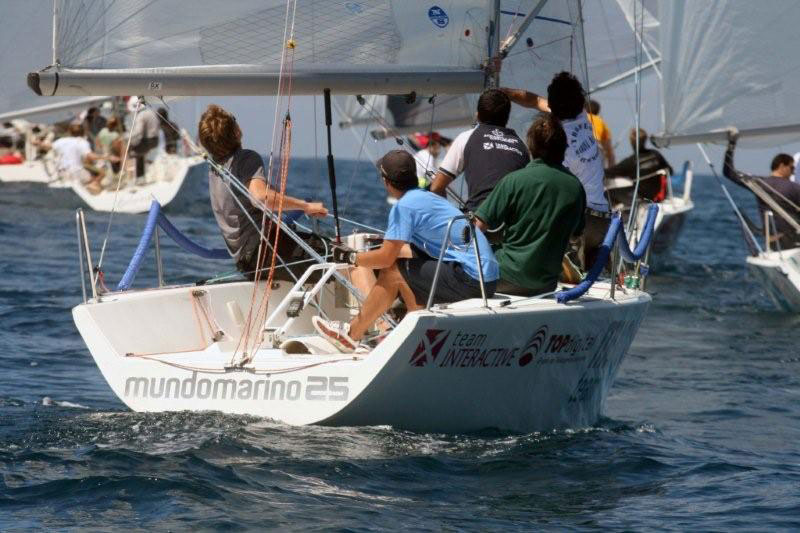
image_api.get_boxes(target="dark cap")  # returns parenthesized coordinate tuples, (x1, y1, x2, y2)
(377, 150, 417, 188)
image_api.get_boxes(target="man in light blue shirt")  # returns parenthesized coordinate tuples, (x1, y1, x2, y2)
(313, 150, 498, 353)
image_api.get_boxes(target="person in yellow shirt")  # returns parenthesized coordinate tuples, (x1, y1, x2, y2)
(587, 99, 615, 168)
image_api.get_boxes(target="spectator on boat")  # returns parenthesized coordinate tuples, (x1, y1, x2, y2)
(587, 99, 615, 168)
(128, 98, 160, 178)
(95, 116, 122, 174)
(313, 150, 499, 353)
(724, 130, 800, 249)
(157, 107, 181, 154)
(429, 89, 529, 211)
(502, 72, 610, 270)
(198, 104, 328, 279)
(0, 136, 23, 164)
(474, 113, 586, 296)
(605, 128, 674, 208)
(83, 106, 107, 150)
(413, 131, 446, 188)
(48, 123, 106, 194)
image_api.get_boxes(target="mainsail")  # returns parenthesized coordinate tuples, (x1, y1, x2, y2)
(653, 0, 800, 147)
(0, 1, 108, 123)
(337, 0, 588, 143)
(30, 1, 495, 97)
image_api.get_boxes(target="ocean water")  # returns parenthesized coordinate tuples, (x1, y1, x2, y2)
(1, 159, 798, 531)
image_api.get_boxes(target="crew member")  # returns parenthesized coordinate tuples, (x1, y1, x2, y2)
(49, 123, 107, 194)
(605, 128, 673, 208)
(128, 98, 160, 178)
(724, 130, 800, 249)
(587, 99, 615, 167)
(198, 105, 329, 278)
(313, 150, 498, 353)
(429, 89, 529, 211)
(475, 113, 586, 295)
(502, 72, 610, 269)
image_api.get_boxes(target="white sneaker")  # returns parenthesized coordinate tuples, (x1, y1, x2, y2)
(312, 316, 358, 353)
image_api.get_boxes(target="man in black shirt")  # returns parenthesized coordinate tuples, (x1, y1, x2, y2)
(605, 128, 673, 209)
(724, 130, 800, 249)
(429, 89, 529, 211)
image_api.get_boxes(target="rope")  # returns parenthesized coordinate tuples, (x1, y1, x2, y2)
(697, 143, 763, 255)
(96, 98, 141, 277)
(556, 204, 658, 304)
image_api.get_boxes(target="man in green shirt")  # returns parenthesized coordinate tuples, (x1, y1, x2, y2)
(475, 113, 586, 295)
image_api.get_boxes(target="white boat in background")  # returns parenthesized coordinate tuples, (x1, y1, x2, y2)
(622, 161, 695, 255)
(747, 249, 800, 312)
(69, 151, 206, 214)
(651, 0, 800, 311)
(31, 0, 657, 432)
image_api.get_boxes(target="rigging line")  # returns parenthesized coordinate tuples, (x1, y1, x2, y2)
(625, 0, 645, 237)
(238, 0, 297, 363)
(57, 0, 116, 63)
(757, 178, 800, 214)
(697, 143, 763, 254)
(95, 99, 142, 273)
(342, 123, 371, 217)
(504, 35, 573, 58)
(60, 0, 159, 65)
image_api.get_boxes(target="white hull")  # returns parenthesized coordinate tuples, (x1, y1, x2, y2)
(68, 154, 205, 213)
(649, 196, 694, 253)
(73, 279, 650, 433)
(0, 158, 70, 187)
(746, 248, 800, 312)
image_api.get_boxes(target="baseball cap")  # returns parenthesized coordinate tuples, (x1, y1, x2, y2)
(377, 150, 417, 188)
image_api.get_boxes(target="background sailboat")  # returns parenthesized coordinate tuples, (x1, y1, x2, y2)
(0, 2, 111, 186)
(652, 0, 800, 311)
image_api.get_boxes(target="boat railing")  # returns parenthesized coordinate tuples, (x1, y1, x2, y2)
(76, 201, 230, 302)
(556, 204, 659, 304)
(764, 210, 782, 254)
(426, 214, 489, 310)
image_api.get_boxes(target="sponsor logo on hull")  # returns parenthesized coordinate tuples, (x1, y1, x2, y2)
(124, 372, 349, 402)
(410, 319, 639, 373)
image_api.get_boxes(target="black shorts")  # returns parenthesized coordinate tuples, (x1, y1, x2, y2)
(397, 253, 495, 306)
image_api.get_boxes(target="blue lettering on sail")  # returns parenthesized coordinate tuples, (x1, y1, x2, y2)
(429, 6, 449, 28)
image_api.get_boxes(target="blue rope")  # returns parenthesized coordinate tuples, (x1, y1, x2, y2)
(116, 201, 161, 291)
(115, 201, 308, 291)
(156, 213, 230, 260)
(556, 204, 659, 304)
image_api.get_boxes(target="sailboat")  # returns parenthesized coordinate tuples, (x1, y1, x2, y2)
(583, 0, 694, 256)
(652, 0, 800, 312)
(33, 0, 655, 432)
(0, 1, 204, 213)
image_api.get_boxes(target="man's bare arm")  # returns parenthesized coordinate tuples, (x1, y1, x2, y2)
(248, 178, 328, 217)
(429, 170, 454, 197)
(499, 87, 550, 112)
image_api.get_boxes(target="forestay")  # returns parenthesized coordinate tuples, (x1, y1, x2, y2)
(653, 0, 800, 147)
(31, 0, 496, 97)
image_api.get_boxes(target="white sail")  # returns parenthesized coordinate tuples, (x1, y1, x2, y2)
(31, 0, 495, 97)
(654, 0, 800, 147)
(582, 0, 660, 93)
(0, 1, 108, 123)
(336, 0, 588, 142)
